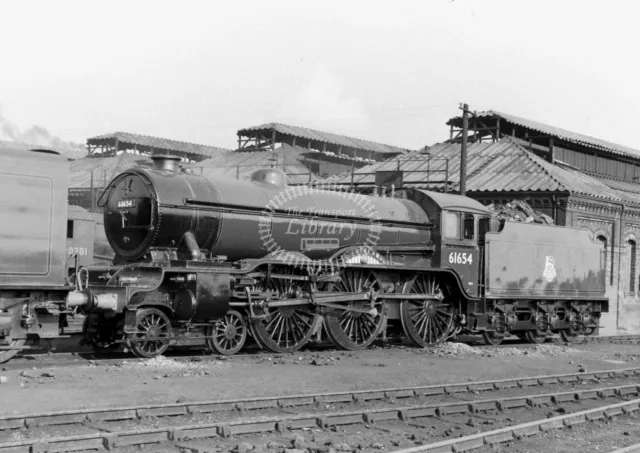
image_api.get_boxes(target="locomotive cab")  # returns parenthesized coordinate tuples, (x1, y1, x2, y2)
(440, 209, 482, 297)
(402, 189, 491, 298)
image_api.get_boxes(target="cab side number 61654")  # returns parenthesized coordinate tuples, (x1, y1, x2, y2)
(448, 252, 473, 265)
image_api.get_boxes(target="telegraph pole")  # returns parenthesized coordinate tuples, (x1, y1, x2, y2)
(459, 103, 469, 196)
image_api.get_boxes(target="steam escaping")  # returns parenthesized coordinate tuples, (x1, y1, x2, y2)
(0, 111, 86, 158)
(276, 63, 371, 135)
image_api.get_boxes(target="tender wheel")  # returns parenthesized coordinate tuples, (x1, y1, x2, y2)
(252, 267, 320, 353)
(559, 329, 580, 344)
(82, 314, 121, 352)
(323, 268, 387, 351)
(129, 308, 172, 358)
(0, 339, 26, 364)
(482, 330, 505, 346)
(400, 274, 454, 347)
(206, 310, 247, 356)
(524, 330, 548, 344)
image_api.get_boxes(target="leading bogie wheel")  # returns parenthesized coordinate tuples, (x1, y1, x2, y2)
(400, 274, 454, 347)
(251, 267, 320, 353)
(129, 307, 172, 358)
(206, 310, 247, 356)
(323, 268, 387, 351)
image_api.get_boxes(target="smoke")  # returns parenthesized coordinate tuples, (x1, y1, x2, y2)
(276, 63, 371, 134)
(0, 111, 86, 158)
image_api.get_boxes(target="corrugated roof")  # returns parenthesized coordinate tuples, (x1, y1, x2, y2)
(237, 123, 409, 156)
(587, 174, 640, 195)
(322, 138, 639, 204)
(189, 144, 316, 184)
(87, 132, 232, 158)
(448, 110, 640, 159)
(68, 153, 153, 189)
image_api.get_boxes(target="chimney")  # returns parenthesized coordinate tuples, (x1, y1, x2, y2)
(151, 154, 181, 173)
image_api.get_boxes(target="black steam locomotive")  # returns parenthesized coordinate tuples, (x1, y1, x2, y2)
(65, 155, 608, 357)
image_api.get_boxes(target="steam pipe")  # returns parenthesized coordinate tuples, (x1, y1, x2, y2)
(182, 231, 202, 260)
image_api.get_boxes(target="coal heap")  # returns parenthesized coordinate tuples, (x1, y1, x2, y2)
(485, 200, 554, 225)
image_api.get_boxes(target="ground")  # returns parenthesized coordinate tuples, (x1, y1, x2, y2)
(0, 340, 637, 417)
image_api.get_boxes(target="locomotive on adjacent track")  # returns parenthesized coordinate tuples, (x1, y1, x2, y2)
(62, 154, 608, 357)
(0, 147, 112, 363)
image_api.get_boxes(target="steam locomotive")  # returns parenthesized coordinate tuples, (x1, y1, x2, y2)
(60, 154, 608, 357)
(0, 147, 608, 363)
(0, 147, 112, 363)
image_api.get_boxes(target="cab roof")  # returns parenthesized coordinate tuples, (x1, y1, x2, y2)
(413, 189, 491, 215)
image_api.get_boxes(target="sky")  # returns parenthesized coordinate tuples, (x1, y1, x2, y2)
(1, 0, 639, 154)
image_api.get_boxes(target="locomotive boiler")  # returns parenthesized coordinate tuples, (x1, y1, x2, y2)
(99, 155, 431, 264)
(66, 154, 608, 358)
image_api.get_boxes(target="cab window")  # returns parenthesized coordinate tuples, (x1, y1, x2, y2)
(444, 212, 460, 239)
(463, 214, 475, 239)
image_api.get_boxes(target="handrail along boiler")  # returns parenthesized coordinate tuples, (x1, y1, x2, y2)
(64, 155, 608, 356)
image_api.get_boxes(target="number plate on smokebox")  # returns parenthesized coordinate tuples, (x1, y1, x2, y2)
(117, 199, 136, 208)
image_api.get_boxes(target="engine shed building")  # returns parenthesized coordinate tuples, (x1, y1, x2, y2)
(235, 123, 408, 176)
(323, 111, 640, 336)
(187, 122, 411, 184)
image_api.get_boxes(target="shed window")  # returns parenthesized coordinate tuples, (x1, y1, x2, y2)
(596, 235, 608, 284)
(444, 212, 460, 239)
(628, 239, 637, 293)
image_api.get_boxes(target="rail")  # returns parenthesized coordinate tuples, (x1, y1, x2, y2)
(388, 399, 640, 453)
(0, 366, 638, 430)
(1, 371, 639, 453)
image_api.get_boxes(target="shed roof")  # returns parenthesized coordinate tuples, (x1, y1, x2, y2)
(68, 153, 153, 190)
(237, 123, 409, 157)
(189, 144, 316, 184)
(322, 138, 639, 204)
(588, 174, 640, 196)
(447, 110, 640, 159)
(416, 189, 490, 214)
(87, 132, 232, 159)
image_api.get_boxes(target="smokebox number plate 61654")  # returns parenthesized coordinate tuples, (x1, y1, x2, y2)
(117, 199, 136, 208)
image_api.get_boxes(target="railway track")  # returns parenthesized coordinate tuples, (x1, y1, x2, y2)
(387, 398, 640, 453)
(1, 366, 639, 452)
(4, 333, 640, 373)
(611, 443, 640, 453)
(579, 334, 640, 344)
